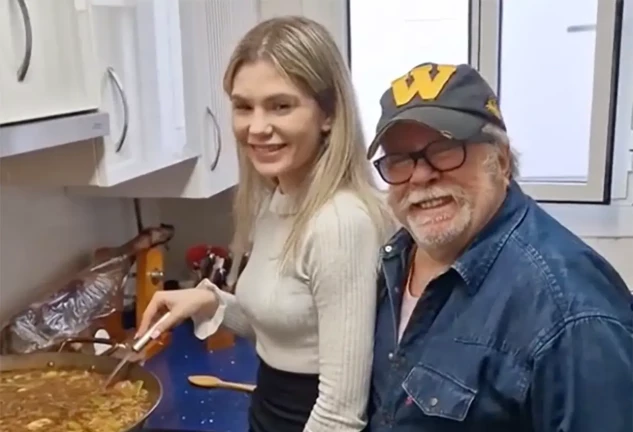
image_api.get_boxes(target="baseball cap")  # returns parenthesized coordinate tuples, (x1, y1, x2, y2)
(366, 62, 506, 158)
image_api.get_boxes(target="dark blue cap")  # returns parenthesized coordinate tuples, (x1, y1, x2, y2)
(367, 62, 506, 158)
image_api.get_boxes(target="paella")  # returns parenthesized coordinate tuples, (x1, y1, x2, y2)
(0, 367, 153, 432)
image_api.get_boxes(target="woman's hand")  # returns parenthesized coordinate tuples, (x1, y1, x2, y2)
(136, 287, 218, 337)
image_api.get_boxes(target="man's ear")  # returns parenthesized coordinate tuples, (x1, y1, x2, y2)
(499, 144, 512, 179)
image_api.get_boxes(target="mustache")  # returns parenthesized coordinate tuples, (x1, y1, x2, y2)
(402, 186, 466, 206)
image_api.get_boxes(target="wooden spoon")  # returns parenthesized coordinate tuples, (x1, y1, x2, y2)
(188, 375, 256, 393)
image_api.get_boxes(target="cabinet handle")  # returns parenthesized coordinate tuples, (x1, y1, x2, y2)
(205, 106, 222, 171)
(15, 0, 32, 82)
(106, 67, 129, 153)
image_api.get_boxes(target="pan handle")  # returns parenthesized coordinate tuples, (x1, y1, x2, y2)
(58, 337, 127, 356)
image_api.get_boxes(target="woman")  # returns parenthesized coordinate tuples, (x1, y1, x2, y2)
(137, 16, 393, 432)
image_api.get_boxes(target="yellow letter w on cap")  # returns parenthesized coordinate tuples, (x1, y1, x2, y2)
(390, 64, 457, 107)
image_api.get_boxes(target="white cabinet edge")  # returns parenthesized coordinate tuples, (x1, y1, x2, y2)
(0, 111, 110, 158)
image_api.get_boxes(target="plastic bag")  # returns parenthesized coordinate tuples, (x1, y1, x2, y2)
(4, 255, 132, 354)
(2, 224, 174, 354)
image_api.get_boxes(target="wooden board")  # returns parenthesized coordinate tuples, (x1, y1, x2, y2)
(135, 246, 171, 359)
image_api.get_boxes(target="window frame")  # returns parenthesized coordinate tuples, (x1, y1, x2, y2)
(476, 0, 624, 203)
(345, 0, 631, 237)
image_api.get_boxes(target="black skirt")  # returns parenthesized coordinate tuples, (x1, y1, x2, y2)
(248, 357, 319, 432)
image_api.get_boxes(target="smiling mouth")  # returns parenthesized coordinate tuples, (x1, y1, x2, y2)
(250, 144, 287, 153)
(411, 196, 454, 210)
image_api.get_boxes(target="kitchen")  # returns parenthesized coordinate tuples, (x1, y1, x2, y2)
(1, 0, 632, 431)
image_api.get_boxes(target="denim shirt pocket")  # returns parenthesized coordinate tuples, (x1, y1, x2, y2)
(401, 363, 477, 422)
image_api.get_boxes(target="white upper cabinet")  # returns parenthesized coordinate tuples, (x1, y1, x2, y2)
(173, 0, 259, 198)
(66, 0, 259, 198)
(1, 0, 255, 196)
(88, 0, 194, 185)
(0, 0, 195, 187)
(0, 0, 101, 124)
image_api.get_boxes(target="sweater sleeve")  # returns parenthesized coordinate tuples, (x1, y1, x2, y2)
(191, 279, 256, 341)
(303, 201, 380, 432)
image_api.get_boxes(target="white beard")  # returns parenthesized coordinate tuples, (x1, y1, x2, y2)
(396, 151, 504, 251)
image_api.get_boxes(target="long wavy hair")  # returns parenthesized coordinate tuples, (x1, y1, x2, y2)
(224, 16, 393, 268)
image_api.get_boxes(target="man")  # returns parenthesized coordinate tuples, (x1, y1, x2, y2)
(366, 62, 633, 431)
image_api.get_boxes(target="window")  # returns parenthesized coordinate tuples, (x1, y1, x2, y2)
(348, 0, 629, 205)
(348, 0, 632, 235)
(610, 0, 633, 202)
(348, 0, 472, 189)
(478, 0, 623, 202)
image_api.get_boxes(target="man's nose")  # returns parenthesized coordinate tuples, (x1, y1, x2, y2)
(409, 158, 440, 185)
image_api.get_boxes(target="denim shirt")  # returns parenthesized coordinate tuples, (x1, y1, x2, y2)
(368, 181, 633, 432)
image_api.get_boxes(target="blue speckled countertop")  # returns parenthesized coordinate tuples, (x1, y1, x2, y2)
(142, 322, 258, 432)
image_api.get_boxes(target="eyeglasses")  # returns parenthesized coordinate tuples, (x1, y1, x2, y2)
(373, 139, 468, 185)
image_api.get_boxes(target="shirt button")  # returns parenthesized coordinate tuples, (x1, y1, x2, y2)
(384, 245, 392, 253)
(429, 397, 439, 407)
(387, 352, 394, 360)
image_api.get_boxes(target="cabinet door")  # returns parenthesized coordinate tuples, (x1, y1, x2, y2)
(149, 0, 259, 198)
(90, 0, 193, 186)
(108, 0, 259, 198)
(0, 0, 100, 124)
(200, 0, 259, 196)
(60, 0, 258, 197)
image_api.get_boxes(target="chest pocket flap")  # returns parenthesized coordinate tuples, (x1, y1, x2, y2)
(401, 363, 477, 422)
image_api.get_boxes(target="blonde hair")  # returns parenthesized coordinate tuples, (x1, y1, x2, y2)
(223, 16, 393, 267)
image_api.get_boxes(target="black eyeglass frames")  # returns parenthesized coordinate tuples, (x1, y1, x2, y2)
(372, 139, 468, 185)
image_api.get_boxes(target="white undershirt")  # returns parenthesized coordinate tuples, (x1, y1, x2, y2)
(192, 188, 384, 432)
(398, 250, 420, 342)
(398, 283, 420, 342)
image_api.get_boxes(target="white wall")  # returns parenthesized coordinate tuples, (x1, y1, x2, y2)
(0, 186, 136, 325)
(148, 189, 234, 278)
(583, 238, 633, 286)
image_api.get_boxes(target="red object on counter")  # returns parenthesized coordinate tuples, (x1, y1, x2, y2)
(186, 245, 210, 270)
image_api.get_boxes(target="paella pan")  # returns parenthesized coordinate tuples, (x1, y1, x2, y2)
(0, 338, 163, 432)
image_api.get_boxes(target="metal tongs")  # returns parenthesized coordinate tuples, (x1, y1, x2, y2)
(103, 312, 172, 388)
